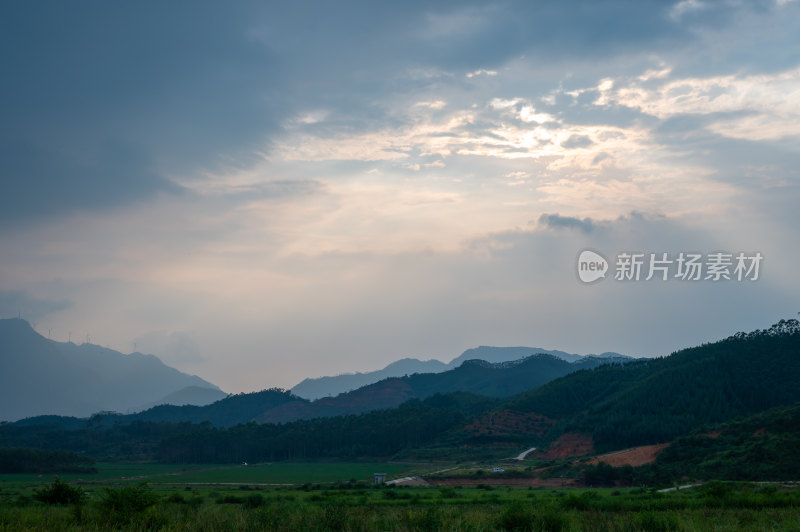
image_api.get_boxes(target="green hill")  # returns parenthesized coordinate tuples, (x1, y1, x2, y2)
(641, 400, 800, 482)
(504, 319, 800, 451)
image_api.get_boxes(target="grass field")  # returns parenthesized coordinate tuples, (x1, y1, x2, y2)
(134, 461, 412, 486)
(2, 462, 800, 530)
(0, 461, 414, 488)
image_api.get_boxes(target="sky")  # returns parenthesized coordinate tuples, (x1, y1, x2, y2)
(1, 0, 799, 393)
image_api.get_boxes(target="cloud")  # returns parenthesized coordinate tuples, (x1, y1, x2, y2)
(669, 0, 708, 20)
(0, 138, 182, 225)
(132, 330, 207, 366)
(0, 2, 284, 225)
(466, 69, 498, 78)
(415, 100, 448, 110)
(2, 0, 789, 228)
(1, 0, 799, 392)
(561, 134, 594, 149)
(538, 213, 596, 233)
(0, 290, 72, 321)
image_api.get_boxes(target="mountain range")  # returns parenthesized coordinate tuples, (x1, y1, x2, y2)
(149, 318, 800, 471)
(18, 352, 631, 428)
(291, 346, 627, 400)
(0, 319, 225, 421)
(2, 317, 799, 484)
(257, 353, 630, 424)
(1, 317, 629, 425)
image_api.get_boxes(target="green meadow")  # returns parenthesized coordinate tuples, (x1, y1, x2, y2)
(0, 461, 412, 490)
(2, 462, 800, 531)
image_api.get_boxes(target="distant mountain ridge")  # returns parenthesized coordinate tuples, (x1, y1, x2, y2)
(448, 346, 626, 366)
(21, 352, 631, 428)
(259, 353, 631, 424)
(0, 318, 223, 421)
(4, 316, 631, 427)
(291, 357, 449, 400)
(291, 346, 628, 399)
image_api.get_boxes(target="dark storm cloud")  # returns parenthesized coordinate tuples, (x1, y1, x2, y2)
(0, 0, 785, 226)
(0, 138, 181, 224)
(0, 1, 284, 223)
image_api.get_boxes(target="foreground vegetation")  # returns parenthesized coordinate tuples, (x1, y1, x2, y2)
(1, 475, 800, 531)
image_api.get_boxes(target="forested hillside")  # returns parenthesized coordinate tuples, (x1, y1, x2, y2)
(0, 393, 499, 462)
(640, 400, 800, 482)
(506, 319, 800, 451)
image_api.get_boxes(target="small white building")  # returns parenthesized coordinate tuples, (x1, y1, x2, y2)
(374, 472, 386, 484)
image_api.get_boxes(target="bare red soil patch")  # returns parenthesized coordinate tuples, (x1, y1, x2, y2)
(588, 443, 669, 467)
(537, 433, 594, 459)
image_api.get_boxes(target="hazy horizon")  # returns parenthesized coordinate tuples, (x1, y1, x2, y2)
(2, 1, 799, 393)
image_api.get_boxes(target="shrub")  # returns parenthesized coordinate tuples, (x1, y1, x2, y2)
(636, 511, 678, 532)
(534, 507, 569, 532)
(702, 481, 734, 500)
(33, 477, 86, 505)
(323, 503, 347, 531)
(496, 501, 535, 531)
(98, 482, 159, 524)
(439, 487, 458, 499)
(409, 506, 440, 532)
(243, 493, 265, 509)
(165, 492, 186, 504)
(217, 495, 245, 504)
(561, 491, 599, 511)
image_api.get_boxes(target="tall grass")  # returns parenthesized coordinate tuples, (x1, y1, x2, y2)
(2, 480, 800, 531)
